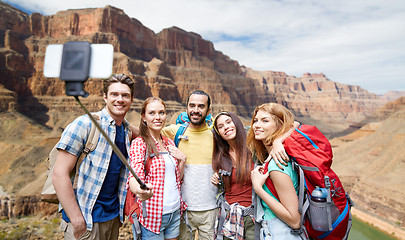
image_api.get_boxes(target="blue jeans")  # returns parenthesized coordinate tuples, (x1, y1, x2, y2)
(132, 209, 181, 240)
(261, 217, 301, 240)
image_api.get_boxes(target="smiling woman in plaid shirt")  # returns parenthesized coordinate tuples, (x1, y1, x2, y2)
(128, 97, 187, 240)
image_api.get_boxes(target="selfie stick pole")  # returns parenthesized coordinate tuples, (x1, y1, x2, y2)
(74, 96, 148, 190)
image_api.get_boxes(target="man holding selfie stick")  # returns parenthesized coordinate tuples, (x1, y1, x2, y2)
(52, 74, 139, 239)
(52, 73, 139, 240)
(44, 40, 144, 240)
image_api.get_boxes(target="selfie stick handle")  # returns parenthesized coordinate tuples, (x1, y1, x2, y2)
(74, 96, 148, 190)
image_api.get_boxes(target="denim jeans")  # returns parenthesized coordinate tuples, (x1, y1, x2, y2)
(132, 209, 181, 240)
(261, 217, 301, 240)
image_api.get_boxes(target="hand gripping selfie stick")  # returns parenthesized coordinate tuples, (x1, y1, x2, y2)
(74, 96, 148, 190)
(44, 41, 148, 192)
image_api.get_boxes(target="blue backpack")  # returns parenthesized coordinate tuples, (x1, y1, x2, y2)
(174, 122, 190, 147)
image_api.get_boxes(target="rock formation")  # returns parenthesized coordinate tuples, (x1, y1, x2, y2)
(382, 90, 405, 102)
(0, 195, 58, 218)
(242, 69, 383, 133)
(0, 2, 403, 227)
(332, 97, 405, 228)
(0, 2, 388, 135)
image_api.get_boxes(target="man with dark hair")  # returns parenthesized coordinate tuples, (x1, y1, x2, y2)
(161, 90, 218, 240)
(53, 74, 138, 240)
(186, 90, 211, 113)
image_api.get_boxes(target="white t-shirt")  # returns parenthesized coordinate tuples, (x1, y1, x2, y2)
(162, 124, 218, 211)
(162, 152, 181, 214)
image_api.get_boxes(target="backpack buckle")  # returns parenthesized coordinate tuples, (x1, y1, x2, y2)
(324, 176, 331, 188)
(179, 135, 188, 140)
(219, 169, 231, 176)
(242, 205, 254, 216)
(83, 147, 91, 155)
(290, 229, 302, 235)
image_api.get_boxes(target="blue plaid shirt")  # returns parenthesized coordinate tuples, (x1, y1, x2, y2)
(57, 108, 131, 230)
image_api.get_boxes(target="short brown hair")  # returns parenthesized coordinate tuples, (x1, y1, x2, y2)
(187, 90, 211, 109)
(103, 74, 135, 98)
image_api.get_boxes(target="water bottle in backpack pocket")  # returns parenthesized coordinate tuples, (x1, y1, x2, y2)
(308, 186, 340, 232)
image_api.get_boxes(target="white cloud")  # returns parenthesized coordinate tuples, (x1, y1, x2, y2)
(4, 0, 405, 94)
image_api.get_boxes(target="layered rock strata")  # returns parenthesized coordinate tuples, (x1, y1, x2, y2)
(0, 2, 386, 134)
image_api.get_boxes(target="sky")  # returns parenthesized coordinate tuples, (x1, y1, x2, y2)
(4, 0, 405, 95)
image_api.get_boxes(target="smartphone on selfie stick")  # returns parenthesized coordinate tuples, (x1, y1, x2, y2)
(44, 41, 148, 191)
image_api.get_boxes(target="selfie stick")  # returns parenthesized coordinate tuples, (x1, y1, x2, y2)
(74, 96, 148, 190)
(47, 41, 147, 189)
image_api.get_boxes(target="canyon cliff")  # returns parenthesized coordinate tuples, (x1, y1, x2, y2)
(0, 2, 385, 135)
(332, 97, 405, 230)
(0, 2, 404, 235)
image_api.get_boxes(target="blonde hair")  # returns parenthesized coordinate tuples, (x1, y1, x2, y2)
(247, 103, 294, 163)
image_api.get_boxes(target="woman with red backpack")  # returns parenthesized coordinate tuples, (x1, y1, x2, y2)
(210, 111, 298, 240)
(248, 103, 302, 239)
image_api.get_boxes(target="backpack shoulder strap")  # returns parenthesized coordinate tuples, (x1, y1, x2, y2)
(142, 145, 148, 219)
(262, 159, 310, 239)
(83, 114, 101, 153)
(72, 113, 101, 189)
(263, 159, 307, 213)
(262, 161, 280, 200)
(174, 122, 189, 147)
(128, 125, 133, 141)
(252, 158, 266, 240)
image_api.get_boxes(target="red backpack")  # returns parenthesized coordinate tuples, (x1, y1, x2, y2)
(263, 124, 353, 240)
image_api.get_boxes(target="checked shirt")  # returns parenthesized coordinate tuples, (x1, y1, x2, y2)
(128, 136, 186, 234)
(56, 108, 131, 230)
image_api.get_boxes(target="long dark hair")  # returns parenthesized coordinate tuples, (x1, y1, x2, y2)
(139, 97, 166, 171)
(212, 112, 252, 189)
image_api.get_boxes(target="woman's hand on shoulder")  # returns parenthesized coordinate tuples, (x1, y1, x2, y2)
(167, 145, 186, 164)
(267, 121, 300, 169)
(267, 139, 289, 170)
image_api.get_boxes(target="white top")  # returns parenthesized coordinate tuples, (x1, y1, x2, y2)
(181, 164, 217, 210)
(161, 124, 218, 211)
(162, 152, 181, 214)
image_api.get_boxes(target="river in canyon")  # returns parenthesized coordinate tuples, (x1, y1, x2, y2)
(350, 216, 399, 240)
